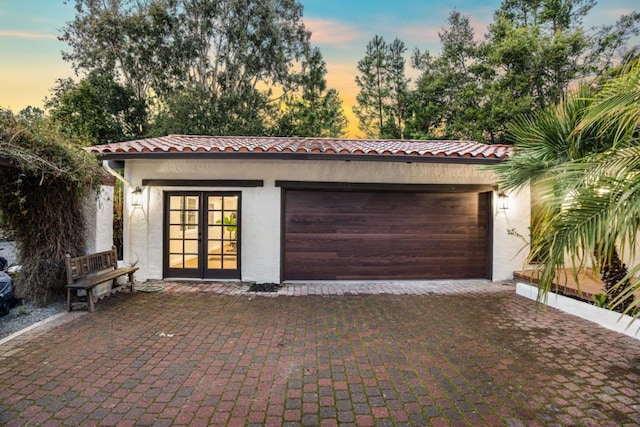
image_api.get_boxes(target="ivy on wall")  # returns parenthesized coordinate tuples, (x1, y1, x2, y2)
(0, 110, 102, 305)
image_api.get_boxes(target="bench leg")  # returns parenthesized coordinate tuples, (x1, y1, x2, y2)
(87, 291, 95, 313)
(67, 288, 72, 312)
(128, 272, 135, 292)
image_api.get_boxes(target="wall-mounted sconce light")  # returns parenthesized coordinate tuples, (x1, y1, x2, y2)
(498, 191, 509, 210)
(131, 186, 143, 207)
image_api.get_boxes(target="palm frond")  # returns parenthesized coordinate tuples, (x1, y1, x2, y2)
(576, 59, 640, 144)
(489, 61, 640, 313)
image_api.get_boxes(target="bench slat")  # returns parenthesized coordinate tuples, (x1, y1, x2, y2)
(66, 267, 139, 289)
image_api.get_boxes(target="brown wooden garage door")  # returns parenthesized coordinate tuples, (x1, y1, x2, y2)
(283, 190, 491, 280)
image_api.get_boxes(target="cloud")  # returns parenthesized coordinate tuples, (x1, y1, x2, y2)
(387, 17, 492, 53)
(325, 62, 358, 93)
(0, 30, 56, 40)
(305, 18, 366, 47)
(471, 20, 492, 41)
(398, 20, 489, 50)
(397, 26, 441, 46)
(601, 8, 633, 18)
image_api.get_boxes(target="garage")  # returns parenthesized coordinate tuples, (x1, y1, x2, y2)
(282, 187, 492, 281)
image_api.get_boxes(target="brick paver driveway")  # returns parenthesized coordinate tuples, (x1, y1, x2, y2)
(1, 281, 639, 426)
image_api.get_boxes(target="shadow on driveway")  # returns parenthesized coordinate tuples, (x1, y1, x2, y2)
(0, 281, 639, 426)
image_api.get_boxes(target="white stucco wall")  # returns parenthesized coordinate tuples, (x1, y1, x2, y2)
(121, 158, 530, 283)
(492, 186, 531, 279)
(84, 185, 114, 253)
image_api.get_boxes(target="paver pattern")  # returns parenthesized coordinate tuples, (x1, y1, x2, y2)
(0, 280, 639, 426)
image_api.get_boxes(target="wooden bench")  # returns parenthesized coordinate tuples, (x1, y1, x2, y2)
(65, 247, 138, 312)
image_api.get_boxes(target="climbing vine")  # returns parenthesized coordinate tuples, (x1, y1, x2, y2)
(0, 110, 102, 304)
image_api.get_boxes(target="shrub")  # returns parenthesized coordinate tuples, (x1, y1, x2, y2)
(0, 110, 102, 305)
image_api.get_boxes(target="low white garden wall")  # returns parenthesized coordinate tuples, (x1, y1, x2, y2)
(516, 282, 640, 340)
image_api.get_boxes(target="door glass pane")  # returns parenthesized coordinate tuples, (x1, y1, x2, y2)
(208, 240, 222, 254)
(169, 225, 184, 239)
(185, 211, 198, 226)
(168, 194, 199, 271)
(208, 255, 222, 269)
(208, 196, 223, 210)
(206, 195, 239, 272)
(223, 225, 235, 240)
(169, 254, 183, 268)
(209, 211, 223, 225)
(169, 211, 182, 224)
(223, 197, 238, 210)
(223, 256, 237, 269)
(169, 240, 182, 253)
(222, 241, 236, 254)
(184, 254, 198, 269)
(208, 225, 222, 240)
(169, 196, 184, 210)
(184, 240, 198, 253)
(185, 196, 199, 210)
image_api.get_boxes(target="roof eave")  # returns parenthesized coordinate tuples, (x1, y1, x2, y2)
(89, 151, 507, 165)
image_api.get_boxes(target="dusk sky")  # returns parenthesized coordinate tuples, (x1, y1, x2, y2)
(1, 0, 638, 136)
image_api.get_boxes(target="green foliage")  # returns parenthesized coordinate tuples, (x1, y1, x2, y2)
(409, 12, 495, 141)
(591, 293, 609, 308)
(61, 0, 311, 137)
(16, 106, 45, 124)
(0, 110, 102, 305)
(404, 58, 447, 139)
(46, 71, 147, 143)
(112, 179, 124, 259)
(353, 35, 409, 139)
(405, 1, 639, 143)
(15, 305, 30, 316)
(489, 59, 640, 315)
(487, 0, 593, 111)
(60, 0, 182, 101)
(276, 48, 347, 137)
(506, 227, 530, 246)
(386, 39, 410, 139)
(354, 35, 390, 138)
(54, 0, 640, 142)
(150, 84, 273, 136)
(216, 213, 237, 238)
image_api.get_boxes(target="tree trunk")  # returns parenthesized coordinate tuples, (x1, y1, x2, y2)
(599, 247, 634, 313)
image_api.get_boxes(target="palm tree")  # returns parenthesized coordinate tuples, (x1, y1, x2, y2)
(490, 59, 640, 314)
(565, 59, 640, 312)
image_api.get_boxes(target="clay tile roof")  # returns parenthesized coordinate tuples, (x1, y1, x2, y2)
(85, 135, 512, 162)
